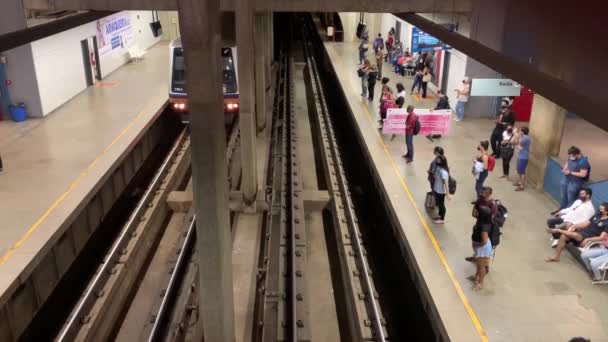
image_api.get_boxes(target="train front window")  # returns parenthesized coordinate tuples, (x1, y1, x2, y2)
(171, 49, 186, 93)
(173, 48, 237, 94)
(222, 56, 237, 94)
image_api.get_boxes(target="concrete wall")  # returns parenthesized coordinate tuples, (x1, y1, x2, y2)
(0, 0, 44, 119)
(28, 11, 161, 117)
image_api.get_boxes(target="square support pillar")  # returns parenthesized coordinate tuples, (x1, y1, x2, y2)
(254, 14, 267, 132)
(236, 0, 258, 205)
(527, 94, 567, 189)
(176, 1, 235, 341)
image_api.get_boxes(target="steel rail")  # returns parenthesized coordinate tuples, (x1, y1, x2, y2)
(146, 217, 196, 342)
(301, 17, 386, 342)
(56, 127, 188, 341)
(145, 119, 239, 341)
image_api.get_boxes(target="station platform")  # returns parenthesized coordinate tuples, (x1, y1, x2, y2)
(324, 41, 608, 342)
(0, 44, 168, 290)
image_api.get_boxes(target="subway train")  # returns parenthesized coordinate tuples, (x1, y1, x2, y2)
(169, 38, 239, 121)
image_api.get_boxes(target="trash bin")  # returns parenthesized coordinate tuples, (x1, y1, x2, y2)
(9, 103, 26, 122)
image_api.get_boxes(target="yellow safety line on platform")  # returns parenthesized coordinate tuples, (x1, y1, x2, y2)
(359, 102, 488, 341)
(328, 42, 487, 341)
(0, 109, 149, 266)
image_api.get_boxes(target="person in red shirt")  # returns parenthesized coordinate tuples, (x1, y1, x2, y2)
(403, 105, 417, 164)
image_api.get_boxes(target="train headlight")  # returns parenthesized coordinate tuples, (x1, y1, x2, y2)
(227, 103, 234, 110)
(178, 103, 186, 110)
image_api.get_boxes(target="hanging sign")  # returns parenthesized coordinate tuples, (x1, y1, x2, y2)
(96, 12, 134, 56)
(470, 78, 522, 97)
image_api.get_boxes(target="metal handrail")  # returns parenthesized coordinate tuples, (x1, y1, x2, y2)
(56, 127, 188, 341)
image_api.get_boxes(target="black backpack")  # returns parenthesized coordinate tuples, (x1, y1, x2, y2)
(413, 117, 421, 135)
(493, 200, 508, 228)
(489, 223, 502, 248)
(448, 176, 457, 195)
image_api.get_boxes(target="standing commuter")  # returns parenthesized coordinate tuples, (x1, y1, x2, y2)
(432, 155, 451, 224)
(472, 141, 491, 202)
(410, 69, 423, 94)
(358, 59, 371, 99)
(379, 86, 394, 129)
(499, 126, 517, 179)
(375, 47, 384, 79)
(421, 68, 432, 98)
(358, 38, 369, 65)
(403, 105, 417, 164)
(453, 78, 470, 121)
(428, 146, 445, 191)
(373, 33, 384, 54)
(559, 146, 590, 210)
(367, 65, 378, 102)
(514, 126, 530, 191)
(469, 189, 496, 291)
(490, 100, 516, 157)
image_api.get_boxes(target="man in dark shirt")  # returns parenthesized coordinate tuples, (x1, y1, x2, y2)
(402, 105, 417, 164)
(490, 100, 516, 157)
(546, 202, 608, 262)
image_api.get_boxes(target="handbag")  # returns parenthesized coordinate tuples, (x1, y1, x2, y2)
(422, 74, 432, 83)
(501, 135, 515, 159)
(357, 68, 365, 77)
(425, 191, 436, 209)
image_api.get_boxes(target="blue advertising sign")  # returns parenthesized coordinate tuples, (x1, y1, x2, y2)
(410, 25, 454, 53)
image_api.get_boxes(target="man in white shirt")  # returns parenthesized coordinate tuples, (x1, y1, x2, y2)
(453, 77, 470, 121)
(546, 188, 595, 247)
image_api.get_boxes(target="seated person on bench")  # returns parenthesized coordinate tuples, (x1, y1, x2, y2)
(546, 201, 608, 262)
(546, 187, 595, 247)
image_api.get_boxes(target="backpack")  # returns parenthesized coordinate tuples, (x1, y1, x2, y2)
(448, 175, 457, 195)
(487, 155, 496, 172)
(493, 199, 508, 228)
(579, 157, 591, 182)
(413, 117, 421, 135)
(489, 223, 502, 248)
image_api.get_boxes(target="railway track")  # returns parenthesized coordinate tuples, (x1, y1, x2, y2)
(55, 118, 241, 341)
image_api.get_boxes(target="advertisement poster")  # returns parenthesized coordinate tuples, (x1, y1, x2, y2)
(410, 25, 454, 53)
(382, 108, 451, 136)
(96, 12, 134, 56)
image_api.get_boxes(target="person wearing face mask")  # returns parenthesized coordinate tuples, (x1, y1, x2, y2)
(432, 155, 451, 224)
(580, 214, 608, 282)
(490, 100, 516, 158)
(466, 186, 498, 287)
(499, 125, 517, 179)
(546, 188, 595, 248)
(558, 146, 591, 210)
(427, 146, 445, 190)
(546, 199, 607, 263)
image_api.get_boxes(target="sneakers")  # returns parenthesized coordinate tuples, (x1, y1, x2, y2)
(465, 256, 474, 262)
(551, 239, 559, 248)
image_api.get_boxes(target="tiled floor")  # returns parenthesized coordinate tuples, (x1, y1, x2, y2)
(326, 41, 608, 342)
(0, 44, 168, 261)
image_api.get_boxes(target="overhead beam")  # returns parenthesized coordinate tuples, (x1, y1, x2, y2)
(22, 0, 472, 13)
(396, 13, 608, 132)
(0, 11, 114, 51)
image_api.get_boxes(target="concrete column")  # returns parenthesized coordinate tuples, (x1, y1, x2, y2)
(264, 13, 272, 90)
(462, 0, 508, 118)
(236, 0, 258, 205)
(268, 13, 274, 66)
(527, 94, 567, 188)
(254, 14, 267, 132)
(176, 1, 234, 341)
